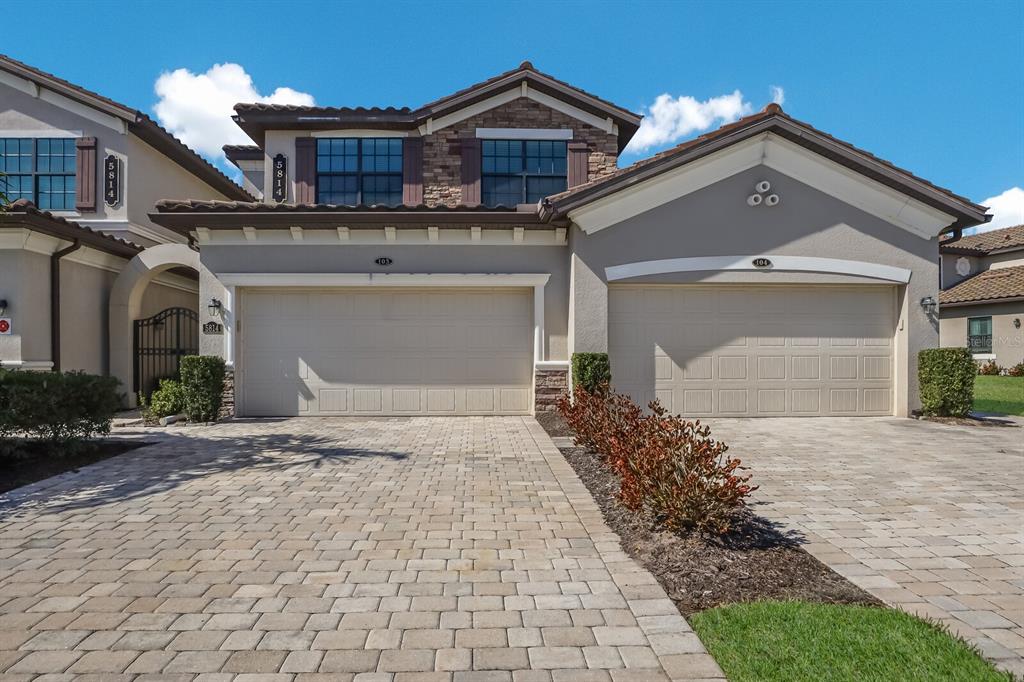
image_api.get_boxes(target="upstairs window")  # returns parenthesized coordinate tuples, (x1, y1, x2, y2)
(0, 138, 76, 210)
(968, 316, 993, 354)
(482, 140, 567, 207)
(316, 138, 403, 206)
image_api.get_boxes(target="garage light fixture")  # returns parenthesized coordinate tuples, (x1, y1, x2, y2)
(919, 296, 937, 314)
(208, 298, 222, 317)
(0, 299, 7, 316)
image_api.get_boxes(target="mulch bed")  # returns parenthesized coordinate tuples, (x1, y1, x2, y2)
(0, 440, 150, 495)
(558, 443, 881, 616)
(914, 414, 1019, 427)
(535, 410, 572, 437)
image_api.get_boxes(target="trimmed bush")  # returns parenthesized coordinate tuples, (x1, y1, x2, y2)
(148, 379, 185, 419)
(557, 385, 755, 534)
(0, 369, 121, 445)
(918, 348, 975, 417)
(179, 355, 226, 423)
(571, 352, 611, 393)
(977, 360, 1001, 376)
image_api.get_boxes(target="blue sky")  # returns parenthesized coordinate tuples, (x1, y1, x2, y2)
(9, 0, 1024, 228)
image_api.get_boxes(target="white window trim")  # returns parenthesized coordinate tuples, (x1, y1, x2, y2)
(476, 128, 573, 140)
(605, 255, 912, 284)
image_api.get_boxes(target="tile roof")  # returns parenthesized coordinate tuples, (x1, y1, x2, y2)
(155, 199, 532, 213)
(541, 103, 987, 232)
(941, 225, 1024, 255)
(0, 53, 253, 202)
(940, 264, 1024, 305)
(1, 199, 143, 257)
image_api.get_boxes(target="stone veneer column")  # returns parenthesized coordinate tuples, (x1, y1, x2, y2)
(218, 369, 235, 420)
(534, 367, 569, 413)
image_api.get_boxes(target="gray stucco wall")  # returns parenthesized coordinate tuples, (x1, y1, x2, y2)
(940, 302, 1024, 367)
(198, 243, 570, 362)
(0, 250, 49, 366)
(941, 251, 1024, 289)
(569, 165, 941, 413)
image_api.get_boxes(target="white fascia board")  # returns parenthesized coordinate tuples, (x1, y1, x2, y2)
(218, 272, 551, 288)
(476, 128, 573, 140)
(569, 136, 767, 233)
(605, 254, 912, 284)
(310, 129, 409, 138)
(199, 226, 565, 247)
(426, 84, 616, 135)
(569, 133, 956, 239)
(762, 135, 955, 239)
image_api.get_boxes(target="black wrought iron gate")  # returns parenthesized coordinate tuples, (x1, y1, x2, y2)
(132, 307, 199, 397)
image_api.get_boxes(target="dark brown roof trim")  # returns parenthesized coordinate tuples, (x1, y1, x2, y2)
(540, 104, 989, 232)
(223, 144, 264, 164)
(231, 62, 642, 152)
(1, 200, 142, 258)
(0, 53, 254, 202)
(151, 200, 567, 232)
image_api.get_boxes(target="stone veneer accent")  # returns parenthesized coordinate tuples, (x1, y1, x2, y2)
(218, 368, 235, 420)
(422, 97, 619, 207)
(534, 367, 569, 413)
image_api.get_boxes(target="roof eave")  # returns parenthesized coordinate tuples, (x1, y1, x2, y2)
(0, 209, 141, 259)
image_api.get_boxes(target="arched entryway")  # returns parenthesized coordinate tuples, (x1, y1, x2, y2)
(110, 243, 199, 407)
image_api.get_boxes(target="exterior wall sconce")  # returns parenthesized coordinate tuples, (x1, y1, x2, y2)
(1014, 318, 1021, 329)
(0, 299, 7, 316)
(919, 296, 937, 314)
(208, 298, 223, 317)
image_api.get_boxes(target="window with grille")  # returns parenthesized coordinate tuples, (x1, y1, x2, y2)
(481, 139, 567, 207)
(316, 138, 403, 206)
(0, 138, 76, 210)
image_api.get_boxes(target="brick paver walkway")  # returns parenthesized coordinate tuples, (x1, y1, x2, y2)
(0, 417, 723, 681)
(708, 416, 1024, 676)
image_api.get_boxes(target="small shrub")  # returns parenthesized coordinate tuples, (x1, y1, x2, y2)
(179, 355, 226, 423)
(1006, 362, 1024, 378)
(148, 379, 185, 419)
(918, 348, 975, 417)
(557, 385, 755, 534)
(977, 360, 1000, 376)
(571, 352, 611, 393)
(0, 369, 121, 446)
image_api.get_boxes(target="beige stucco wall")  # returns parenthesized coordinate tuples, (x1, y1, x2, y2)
(0, 250, 50, 366)
(0, 81, 232, 247)
(197, 242, 570, 363)
(940, 302, 1024, 367)
(568, 165, 942, 415)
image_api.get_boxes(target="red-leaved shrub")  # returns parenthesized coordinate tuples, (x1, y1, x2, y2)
(557, 385, 755, 534)
(1007, 362, 1024, 378)
(978, 360, 1001, 376)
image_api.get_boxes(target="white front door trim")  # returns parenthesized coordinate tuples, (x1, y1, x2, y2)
(605, 255, 912, 284)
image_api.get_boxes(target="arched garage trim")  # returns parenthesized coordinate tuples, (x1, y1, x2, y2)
(605, 255, 912, 283)
(109, 243, 199, 406)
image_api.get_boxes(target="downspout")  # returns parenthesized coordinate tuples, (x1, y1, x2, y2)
(50, 239, 81, 372)
(938, 226, 963, 247)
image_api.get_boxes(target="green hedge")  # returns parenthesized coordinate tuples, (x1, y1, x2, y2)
(571, 352, 611, 393)
(0, 369, 121, 444)
(918, 348, 975, 417)
(147, 378, 185, 419)
(179, 355, 225, 423)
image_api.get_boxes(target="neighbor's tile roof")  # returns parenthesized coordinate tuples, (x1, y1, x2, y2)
(940, 264, 1024, 305)
(154, 199, 531, 213)
(941, 225, 1024, 255)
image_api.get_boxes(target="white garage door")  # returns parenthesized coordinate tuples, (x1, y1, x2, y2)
(609, 285, 895, 417)
(240, 288, 534, 416)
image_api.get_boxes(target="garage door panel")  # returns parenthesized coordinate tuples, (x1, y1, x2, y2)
(241, 288, 533, 416)
(609, 285, 894, 417)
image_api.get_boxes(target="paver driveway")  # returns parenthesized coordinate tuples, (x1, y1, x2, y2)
(0, 417, 722, 681)
(708, 416, 1024, 676)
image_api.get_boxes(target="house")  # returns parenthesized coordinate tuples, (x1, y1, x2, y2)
(0, 54, 252, 389)
(148, 61, 989, 418)
(939, 225, 1024, 367)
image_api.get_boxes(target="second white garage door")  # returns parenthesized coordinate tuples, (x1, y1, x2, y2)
(609, 285, 896, 416)
(239, 288, 534, 416)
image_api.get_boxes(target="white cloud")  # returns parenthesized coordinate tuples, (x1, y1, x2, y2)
(770, 85, 785, 106)
(153, 63, 314, 161)
(966, 186, 1024, 234)
(624, 90, 753, 154)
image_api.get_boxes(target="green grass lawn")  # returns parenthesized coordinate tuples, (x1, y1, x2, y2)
(974, 375, 1024, 416)
(690, 601, 1010, 682)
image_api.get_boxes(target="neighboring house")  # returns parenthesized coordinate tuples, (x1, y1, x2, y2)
(148, 61, 988, 419)
(939, 225, 1024, 367)
(0, 54, 252, 390)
